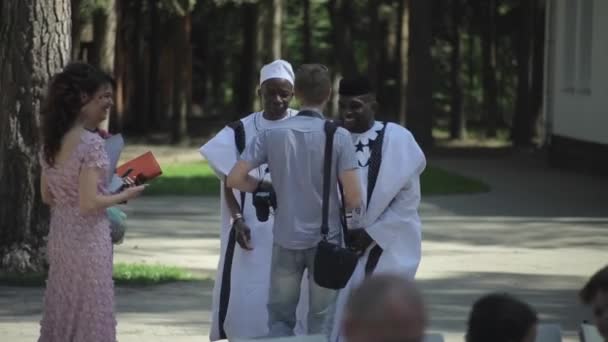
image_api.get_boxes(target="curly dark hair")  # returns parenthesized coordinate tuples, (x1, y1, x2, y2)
(466, 293, 538, 342)
(41, 62, 114, 166)
(580, 265, 608, 305)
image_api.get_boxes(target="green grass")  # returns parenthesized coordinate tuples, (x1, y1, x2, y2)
(112, 263, 201, 286)
(0, 263, 202, 287)
(421, 166, 490, 195)
(144, 161, 220, 196)
(145, 162, 490, 196)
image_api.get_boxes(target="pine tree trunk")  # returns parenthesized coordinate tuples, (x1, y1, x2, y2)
(148, 0, 161, 129)
(259, 0, 281, 62)
(406, 0, 434, 148)
(449, 0, 465, 139)
(367, 0, 380, 91)
(71, 0, 83, 60)
(0, 0, 71, 272)
(327, 0, 359, 117)
(397, 0, 409, 126)
(171, 14, 192, 144)
(272, 0, 282, 58)
(90, 0, 116, 131)
(482, 0, 498, 138)
(328, 0, 358, 75)
(511, 0, 535, 146)
(302, 0, 312, 62)
(530, 0, 546, 143)
(237, 3, 259, 118)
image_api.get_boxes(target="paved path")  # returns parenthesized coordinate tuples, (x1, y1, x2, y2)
(1, 153, 607, 341)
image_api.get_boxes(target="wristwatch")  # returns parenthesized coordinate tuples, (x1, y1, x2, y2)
(233, 213, 244, 222)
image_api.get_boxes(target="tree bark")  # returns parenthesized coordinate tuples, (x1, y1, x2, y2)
(90, 0, 116, 131)
(148, 0, 161, 129)
(467, 2, 477, 118)
(90, 0, 116, 74)
(71, 0, 83, 60)
(481, 0, 498, 137)
(271, 0, 282, 58)
(171, 14, 192, 144)
(0, 0, 71, 272)
(259, 0, 281, 62)
(111, 0, 127, 132)
(449, 0, 465, 139)
(530, 0, 546, 143)
(124, 0, 149, 134)
(328, 0, 358, 76)
(367, 0, 380, 91)
(406, 0, 434, 148)
(302, 0, 312, 62)
(511, 0, 535, 146)
(327, 0, 359, 117)
(397, 0, 409, 126)
(236, 3, 259, 118)
(378, 2, 400, 120)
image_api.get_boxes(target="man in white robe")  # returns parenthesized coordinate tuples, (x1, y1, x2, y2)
(329, 77, 426, 342)
(200, 59, 306, 340)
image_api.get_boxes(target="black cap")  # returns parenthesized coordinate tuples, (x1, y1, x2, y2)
(338, 76, 373, 96)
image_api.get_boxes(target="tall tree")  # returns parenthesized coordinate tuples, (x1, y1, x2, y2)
(327, 0, 358, 76)
(449, 0, 465, 139)
(481, 0, 498, 137)
(367, 0, 381, 91)
(377, 1, 401, 119)
(258, 0, 281, 62)
(406, 0, 434, 148)
(90, 0, 117, 131)
(148, 0, 162, 129)
(171, 12, 193, 143)
(71, 0, 84, 60)
(112, 0, 128, 132)
(236, 2, 259, 118)
(301, 0, 312, 62)
(529, 0, 546, 143)
(511, 0, 535, 146)
(90, 0, 116, 73)
(327, 0, 358, 116)
(0, 0, 71, 272)
(397, 0, 410, 125)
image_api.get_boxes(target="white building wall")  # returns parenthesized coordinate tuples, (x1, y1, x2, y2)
(546, 0, 608, 145)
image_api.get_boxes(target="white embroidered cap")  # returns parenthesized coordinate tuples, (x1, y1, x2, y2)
(259, 59, 295, 86)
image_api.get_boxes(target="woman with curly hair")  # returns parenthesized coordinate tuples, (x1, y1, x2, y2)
(38, 62, 146, 342)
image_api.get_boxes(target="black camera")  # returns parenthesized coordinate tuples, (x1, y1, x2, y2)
(252, 185, 277, 222)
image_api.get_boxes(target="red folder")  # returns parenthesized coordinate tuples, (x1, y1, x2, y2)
(116, 151, 162, 182)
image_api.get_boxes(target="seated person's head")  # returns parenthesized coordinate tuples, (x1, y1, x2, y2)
(342, 274, 426, 342)
(466, 293, 538, 342)
(580, 265, 608, 340)
(294, 64, 331, 108)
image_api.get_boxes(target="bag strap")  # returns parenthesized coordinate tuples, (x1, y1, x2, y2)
(321, 120, 338, 237)
(227, 120, 247, 213)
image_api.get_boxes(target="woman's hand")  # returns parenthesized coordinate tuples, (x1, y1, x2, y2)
(122, 184, 147, 201)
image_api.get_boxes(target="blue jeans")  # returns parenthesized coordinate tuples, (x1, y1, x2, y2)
(267, 243, 337, 337)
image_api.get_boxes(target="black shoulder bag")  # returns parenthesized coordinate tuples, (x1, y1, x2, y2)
(313, 121, 359, 290)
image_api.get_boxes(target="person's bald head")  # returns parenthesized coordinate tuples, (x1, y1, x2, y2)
(342, 274, 427, 342)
